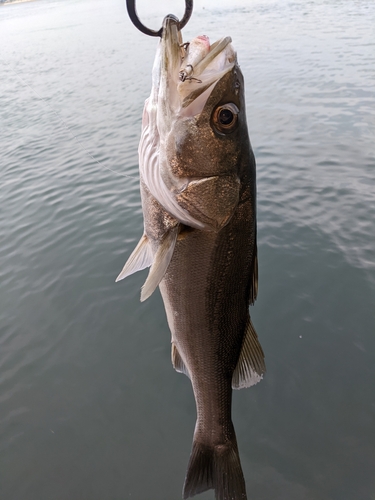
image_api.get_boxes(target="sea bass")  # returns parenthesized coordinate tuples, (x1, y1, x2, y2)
(117, 15, 265, 500)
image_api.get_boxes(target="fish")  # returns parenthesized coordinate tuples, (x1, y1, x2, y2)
(116, 14, 265, 500)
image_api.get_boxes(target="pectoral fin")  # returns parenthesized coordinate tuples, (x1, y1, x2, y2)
(140, 225, 179, 302)
(116, 234, 153, 282)
(232, 317, 265, 389)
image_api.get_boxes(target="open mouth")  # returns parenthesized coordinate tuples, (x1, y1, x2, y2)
(179, 35, 233, 83)
(160, 16, 237, 116)
(178, 36, 236, 114)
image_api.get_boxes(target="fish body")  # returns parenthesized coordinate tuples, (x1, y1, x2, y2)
(117, 15, 265, 500)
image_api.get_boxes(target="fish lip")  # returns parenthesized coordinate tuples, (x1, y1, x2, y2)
(190, 36, 234, 77)
(160, 14, 182, 62)
(161, 20, 235, 96)
(164, 13, 179, 24)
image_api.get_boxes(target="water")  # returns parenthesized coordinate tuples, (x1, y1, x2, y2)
(1, 0, 374, 498)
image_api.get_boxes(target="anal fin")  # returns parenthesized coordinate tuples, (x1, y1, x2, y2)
(232, 317, 265, 389)
(171, 342, 190, 378)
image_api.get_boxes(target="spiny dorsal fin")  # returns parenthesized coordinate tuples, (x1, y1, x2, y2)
(232, 317, 265, 390)
(249, 249, 258, 305)
(171, 342, 190, 378)
(140, 225, 179, 302)
(115, 234, 153, 282)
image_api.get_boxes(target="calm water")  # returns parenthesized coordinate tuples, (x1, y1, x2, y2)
(1, 0, 374, 498)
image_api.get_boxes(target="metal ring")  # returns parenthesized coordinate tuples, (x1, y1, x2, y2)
(126, 0, 193, 37)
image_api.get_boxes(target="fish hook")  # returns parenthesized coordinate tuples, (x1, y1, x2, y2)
(126, 0, 194, 37)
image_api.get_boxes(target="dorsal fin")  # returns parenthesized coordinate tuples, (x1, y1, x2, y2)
(115, 234, 153, 282)
(232, 317, 265, 389)
(249, 248, 258, 305)
(140, 225, 179, 301)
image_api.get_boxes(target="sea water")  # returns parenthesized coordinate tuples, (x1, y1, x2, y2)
(0, 0, 374, 498)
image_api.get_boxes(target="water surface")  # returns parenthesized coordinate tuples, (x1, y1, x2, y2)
(1, 0, 374, 499)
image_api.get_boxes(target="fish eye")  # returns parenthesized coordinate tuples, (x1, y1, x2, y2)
(212, 103, 239, 134)
(219, 108, 234, 125)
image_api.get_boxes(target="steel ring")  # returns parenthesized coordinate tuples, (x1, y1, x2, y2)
(126, 0, 193, 37)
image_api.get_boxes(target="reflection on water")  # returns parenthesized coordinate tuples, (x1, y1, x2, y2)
(0, 0, 374, 499)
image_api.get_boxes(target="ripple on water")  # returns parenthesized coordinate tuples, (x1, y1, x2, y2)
(1, 1, 375, 499)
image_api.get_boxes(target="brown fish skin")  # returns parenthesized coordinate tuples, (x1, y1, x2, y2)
(140, 65, 265, 500)
(116, 16, 265, 500)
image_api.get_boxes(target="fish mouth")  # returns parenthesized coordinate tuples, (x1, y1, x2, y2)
(160, 16, 236, 116)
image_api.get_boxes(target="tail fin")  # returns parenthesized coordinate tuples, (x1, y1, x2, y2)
(183, 440, 247, 500)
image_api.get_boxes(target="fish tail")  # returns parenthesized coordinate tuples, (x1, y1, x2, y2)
(183, 438, 247, 500)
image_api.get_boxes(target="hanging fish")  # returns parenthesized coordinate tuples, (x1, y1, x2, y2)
(118, 8, 265, 500)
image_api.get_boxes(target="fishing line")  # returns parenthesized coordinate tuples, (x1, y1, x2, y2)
(5, 62, 137, 180)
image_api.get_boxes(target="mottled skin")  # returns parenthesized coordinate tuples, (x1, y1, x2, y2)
(140, 66, 260, 499)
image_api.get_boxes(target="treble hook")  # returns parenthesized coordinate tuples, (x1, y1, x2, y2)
(126, 0, 194, 37)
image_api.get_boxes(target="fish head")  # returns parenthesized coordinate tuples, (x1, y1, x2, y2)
(142, 16, 254, 230)
(166, 64, 251, 181)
